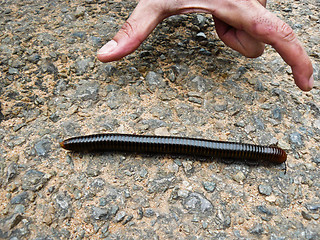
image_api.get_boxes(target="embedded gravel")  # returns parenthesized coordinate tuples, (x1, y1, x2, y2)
(0, 0, 319, 239)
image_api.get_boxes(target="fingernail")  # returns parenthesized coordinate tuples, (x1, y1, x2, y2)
(98, 40, 117, 55)
(309, 74, 314, 90)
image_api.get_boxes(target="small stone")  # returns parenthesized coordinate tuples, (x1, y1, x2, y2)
(313, 119, 320, 129)
(289, 132, 304, 146)
(266, 195, 277, 203)
(258, 184, 272, 196)
(92, 207, 110, 220)
(232, 171, 246, 184)
(196, 32, 207, 41)
(182, 192, 213, 214)
(123, 215, 133, 225)
(145, 71, 165, 90)
(137, 207, 143, 220)
(154, 127, 170, 136)
(22, 169, 47, 191)
(249, 223, 264, 235)
(14, 204, 25, 214)
(144, 209, 155, 217)
(306, 204, 320, 211)
(202, 181, 216, 192)
(188, 97, 202, 105)
(7, 162, 18, 182)
(75, 6, 86, 18)
(10, 192, 29, 205)
(301, 211, 312, 220)
(139, 168, 148, 178)
(8, 68, 18, 74)
(178, 189, 189, 198)
(182, 161, 194, 174)
(75, 58, 94, 75)
(193, 15, 207, 28)
(34, 139, 52, 156)
(245, 124, 256, 134)
(278, 140, 291, 150)
(147, 176, 176, 193)
(235, 121, 245, 128)
(0, 213, 23, 232)
(114, 211, 126, 222)
(75, 81, 100, 101)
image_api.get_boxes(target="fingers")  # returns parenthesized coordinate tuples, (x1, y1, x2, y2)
(212, 1, 313, 91)
(245, 9, 314, 91)
(98, 0, 313, 91)
(213, 16, 265, 58)
(97, 1, 165, 62)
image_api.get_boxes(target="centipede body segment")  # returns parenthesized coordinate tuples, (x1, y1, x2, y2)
(60, 134, 287, 164)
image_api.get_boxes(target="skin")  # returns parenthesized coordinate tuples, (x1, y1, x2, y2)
(97, 0, 314, 91)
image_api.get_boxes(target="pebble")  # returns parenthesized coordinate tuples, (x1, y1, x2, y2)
(114, 211, 126, 222)
(6, 162, 18, 182)
(202, 181, 216, 192)
(249, 223, 264, 235)
(232, 171, 246, 184)
(34, 139, 51, 156)
(301, 211, 312, 220)
(258, 184, 273, 196)
(196, 32, 207, 41)
(289, 132, 304, 147)
(182, 192, 213, 214)
(21, 169, 47, 191)
(145, 71, 165, 90)
(154, 127, 170, 136)
(144, 209, 155, 218)
(10, 192, 29, 205)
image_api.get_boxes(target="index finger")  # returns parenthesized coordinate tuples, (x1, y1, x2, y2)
(246, 9, 314, 91)
(214, 2, 313, 91)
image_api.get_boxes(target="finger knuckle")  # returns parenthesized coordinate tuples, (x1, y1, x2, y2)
(250, 14, 296, 44)
(120, 21, 135, 39)
(278, 22, 296, 42)
(250, 15, 275, 39)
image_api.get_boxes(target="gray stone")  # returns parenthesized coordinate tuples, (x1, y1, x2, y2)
(7, 162, 18, 182)
(182, 192, 213, 214)
(75, 6, 86, 18)
(193, 15, 207, 28)
(196, 32, 207, 41)
(75, 81, 100, 101)
(145, 71, 165, 90)
(114, 211, 126, 222)
(40, 61, 58, 74)
(144, 209, 155, 218)
(75, 58, 94, 75)
(258, 184, 272, 196)
(249, 223, 264, 235)
(55, 192, 73, 218)
(148, 175, 176, 193)
(10, 192, 28, 205)
(34, 139, 51, 156)
(202, 181, 216, 192)
(92, 206, 110, 221)
(289, 132, 304, 147)
(22, 169, 47, 191)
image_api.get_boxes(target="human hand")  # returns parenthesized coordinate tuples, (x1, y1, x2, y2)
(97, 0, 314, 91)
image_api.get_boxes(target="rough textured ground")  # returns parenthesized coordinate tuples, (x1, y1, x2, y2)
(0, 0, 319, 239)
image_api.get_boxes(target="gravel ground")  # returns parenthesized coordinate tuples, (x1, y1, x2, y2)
(0, 0, 319, 239)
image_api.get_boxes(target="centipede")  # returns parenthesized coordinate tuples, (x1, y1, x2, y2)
(60, 134, 287, 164)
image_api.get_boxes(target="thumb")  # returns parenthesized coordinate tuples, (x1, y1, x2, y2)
(97, 2, 164, 62)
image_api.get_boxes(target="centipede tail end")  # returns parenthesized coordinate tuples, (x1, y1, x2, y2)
(60, 141, 66, 149)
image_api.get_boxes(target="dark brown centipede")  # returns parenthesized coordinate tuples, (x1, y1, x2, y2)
(60, 134, 287, 164)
